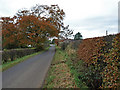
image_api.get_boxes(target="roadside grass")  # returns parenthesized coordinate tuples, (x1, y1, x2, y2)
(66, 56, 88, 88)
(1, 46, 50, 72)
(3, 47, 36, 51)
(65, 44, 88, 89)
(43, 46, 78, 88)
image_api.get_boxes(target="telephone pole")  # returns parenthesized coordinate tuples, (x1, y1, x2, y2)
(106, 30, 108, 36)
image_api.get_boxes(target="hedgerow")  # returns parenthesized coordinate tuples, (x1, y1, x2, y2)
(101, 33, 120, 88)
(2, 48, 36, 64)
(77, 33, 120, 88)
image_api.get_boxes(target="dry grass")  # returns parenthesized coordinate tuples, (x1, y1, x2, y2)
(43, 46, 77, 88)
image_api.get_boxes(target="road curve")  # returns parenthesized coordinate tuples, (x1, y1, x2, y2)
(2, 46, 55, 88)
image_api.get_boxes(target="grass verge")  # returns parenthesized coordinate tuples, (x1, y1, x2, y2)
(66, 55, 88, 88)
(43, 46, 78, 88)
(65, 44, 88, 88)
(1, 46, 50, 72)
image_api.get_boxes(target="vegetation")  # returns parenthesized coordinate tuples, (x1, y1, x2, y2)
(60, 25, 73, 39)
(2, 48, 36, 64)
(77, 33, 120, 88)
(1, 4, 65, 50)
(1, 4, 73, 69)
(65, 42, 88, 88)
(43, 46, 77, 88)
(74, 32, 83, 40)
(1, 3, 119, 89)
(44, 33, 120, 89)
(2, 47, 50, 71)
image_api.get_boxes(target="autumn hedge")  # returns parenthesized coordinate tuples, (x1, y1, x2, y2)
(77, 33, 120, 88)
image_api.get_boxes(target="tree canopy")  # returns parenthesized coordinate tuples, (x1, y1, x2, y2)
(59, 25, 73, 39)
(74, 32, 83, 40)
(1, 4, 65, 49)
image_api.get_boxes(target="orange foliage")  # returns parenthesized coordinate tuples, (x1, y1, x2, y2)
(77, 34, 120, 88)
(2, 4, 65, 49)
(77, 37, 105, 64)
(2, 17, 19, 48)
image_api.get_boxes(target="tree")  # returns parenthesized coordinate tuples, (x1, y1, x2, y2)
(17, 5, 65, 48)
(60, 25, 73, 39)
(31, 4, 65, 32)
(16, 12, 57, 46)
(74, 32, 83, 40)
(31, 4, 66, 43)
(2, 4, 65, 50)
(2, 17, 20, 49)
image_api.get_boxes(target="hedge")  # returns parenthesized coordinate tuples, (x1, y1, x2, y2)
(77, 33, 120, 88)
(2, 48, 36, 64)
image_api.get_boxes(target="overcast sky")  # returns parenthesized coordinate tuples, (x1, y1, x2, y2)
(0, 0, 119, 39)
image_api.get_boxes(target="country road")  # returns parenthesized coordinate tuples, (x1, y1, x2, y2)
(2, 45, 55, 88)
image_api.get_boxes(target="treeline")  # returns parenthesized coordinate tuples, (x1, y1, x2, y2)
(1, 4, 65, 50)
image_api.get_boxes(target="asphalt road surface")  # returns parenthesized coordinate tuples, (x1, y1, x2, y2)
(2, 45, 55, 88)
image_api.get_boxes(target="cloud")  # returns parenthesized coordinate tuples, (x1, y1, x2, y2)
(65, 16, 118, 38)
(0, 0, 119, 39)
(0, 0, 12, 17)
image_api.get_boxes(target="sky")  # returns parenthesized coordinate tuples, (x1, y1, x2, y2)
(0, 0, 119, 39)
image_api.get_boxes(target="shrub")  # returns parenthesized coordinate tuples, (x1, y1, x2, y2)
(71, 40, 82, 50)
(101, 33, 120, 88)
(2, 48, 36, 64)
(61, 42, 69, 50)
(2, 51, 10, 63)
(77, 34, 120, 88)
(35, 45, 44, 52)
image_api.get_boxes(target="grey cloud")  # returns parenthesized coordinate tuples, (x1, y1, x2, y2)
(0, 0, 13, 17)
(65, 15, 117, 32)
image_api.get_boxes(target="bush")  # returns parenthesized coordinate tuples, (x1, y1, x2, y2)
(61, 42, 69, 50)
(71, 40, 82, 50)
(2, 51, 10, 63)
(2, 48, 36, 64)
(77, 33, 120, 88)
(0, 52, 2, 64)
(35, 45, 44, 52)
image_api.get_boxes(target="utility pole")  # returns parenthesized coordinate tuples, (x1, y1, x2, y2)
(106, 30, 108, 36)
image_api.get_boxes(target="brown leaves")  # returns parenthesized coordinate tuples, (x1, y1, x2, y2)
(77, 34, 120, 88)
(101, 33, 120, 88)
(77, 37, 105, 64)
(2, 4, 65, 49)
(2, 17, 19, 48)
